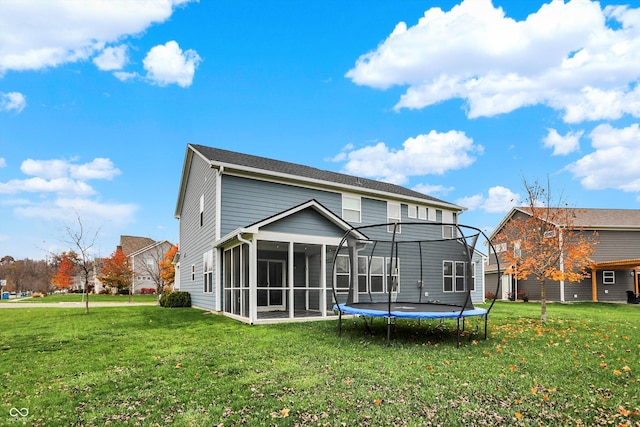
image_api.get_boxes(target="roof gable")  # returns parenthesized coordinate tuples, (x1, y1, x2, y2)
(215, 199, 367, 246)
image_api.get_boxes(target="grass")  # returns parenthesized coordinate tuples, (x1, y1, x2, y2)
(9, 293, 158, 304)
(1, 302, 638, 426)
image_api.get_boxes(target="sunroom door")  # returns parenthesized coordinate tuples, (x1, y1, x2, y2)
(257, 260, 286, 310)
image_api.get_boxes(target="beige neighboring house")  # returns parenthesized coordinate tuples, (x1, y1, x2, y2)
(94, 236, 174, 294)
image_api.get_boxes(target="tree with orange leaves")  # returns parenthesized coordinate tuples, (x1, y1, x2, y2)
(159, 244, 178, 291)
(51, 251, 79, 290)
(494, 178, 598, 322)
(100, 246, 133, 295)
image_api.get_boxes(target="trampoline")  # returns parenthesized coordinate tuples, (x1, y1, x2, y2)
(331, 222, 500, 346)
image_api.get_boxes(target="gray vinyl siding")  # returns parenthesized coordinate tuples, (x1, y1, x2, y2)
(178, 155, 218, 310)
(262, 208, 346, 238)
(220, 175, 341, 234)
(591, 230, 640, 261)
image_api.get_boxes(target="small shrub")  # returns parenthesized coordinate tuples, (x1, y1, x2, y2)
(160, 291, 191, 308)
(32, 292, 42, 298)
(140, 288, 155, 295)
(485, 291, 495, 300)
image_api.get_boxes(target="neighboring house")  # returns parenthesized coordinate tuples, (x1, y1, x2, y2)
(94, 236, 174, 294)
(485, 208, 640, 303)
(174, 144, 486, 324)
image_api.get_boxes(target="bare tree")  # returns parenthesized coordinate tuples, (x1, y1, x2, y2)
(0, 257, 52, 294)
(64, 214, 99, 314)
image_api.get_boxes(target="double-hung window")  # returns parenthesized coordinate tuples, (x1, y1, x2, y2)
(342, 195, 361, 223)
(387, 202, 401, 233)
(443, 260, 471, 292)
(203, 250, 213, 293)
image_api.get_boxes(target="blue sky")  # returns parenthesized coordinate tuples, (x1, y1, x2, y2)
(1, 0, 640, 260)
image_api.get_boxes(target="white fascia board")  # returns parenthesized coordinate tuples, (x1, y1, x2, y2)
(209, 161, 464, 213)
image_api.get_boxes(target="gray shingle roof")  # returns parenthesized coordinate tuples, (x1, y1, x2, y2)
(119, 235, 155, 256)
(516, 207, 640, 228)
(190, 144, 455, 207)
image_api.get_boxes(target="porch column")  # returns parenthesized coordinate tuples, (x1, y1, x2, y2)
(591, 268, 598, 302)
(635, 269, 638, 295)
(249, 240, 257, 324)
(320, 244, 326, 317)
(289, 242, 294, 319)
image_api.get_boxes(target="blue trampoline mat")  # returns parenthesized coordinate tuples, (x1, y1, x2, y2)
(334, 302, 488, 319)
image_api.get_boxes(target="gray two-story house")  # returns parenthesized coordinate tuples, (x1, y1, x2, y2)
(174, 144, 485, 323)
(486, 207, 640, 303)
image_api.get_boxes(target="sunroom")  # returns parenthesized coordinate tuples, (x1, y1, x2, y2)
(215, 200, 366, 324)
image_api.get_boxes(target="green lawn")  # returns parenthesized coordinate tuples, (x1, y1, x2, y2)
(1, 302, 638, 426)
(9, 293, 158, 304)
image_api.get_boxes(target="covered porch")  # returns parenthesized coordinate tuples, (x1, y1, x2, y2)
(215, 200, 365, 324)
(590, 258, 640, 302)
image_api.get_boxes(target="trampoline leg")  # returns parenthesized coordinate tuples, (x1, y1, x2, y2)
(338, 311, 342, 337)
(484, 315, 488, 340)
(386, 317, 391, 346)
(456, 318, 461, 348)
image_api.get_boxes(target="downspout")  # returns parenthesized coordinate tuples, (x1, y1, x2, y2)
(236, 232, 254, 324)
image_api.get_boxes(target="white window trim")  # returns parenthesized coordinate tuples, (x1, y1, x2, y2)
(418, 207, 427, 220)
(387, 202, 401, 233)
(342, 194, 361, 223)
(203, 250, 213, 293)
(603, 270, 615, 285)
(407, 204, 417, 219)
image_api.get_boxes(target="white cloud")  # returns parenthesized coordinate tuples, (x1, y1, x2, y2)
(412, 183, 454, 196)
(0, 91, 27, 113)
(15, 197, 137, 226)
(346, 0, 640, 123)
(543, 128, 583, 156)
(1, 157, 121, 196)
(0, 0, 196, 74)
(456, 194, 484, 211)
(566, 123, 640, 192)
(0, 177, 96, 196)
(69, 158, 121, 180)
(93, 45, 128, 71)
(334, 130, 482, 185)
(457, 186, 520, 213)
(0, 158, 6, 168)
(114, 71, 139, 82)
(143, 41, 201, 87)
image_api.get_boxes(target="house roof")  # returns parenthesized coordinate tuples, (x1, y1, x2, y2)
(119, 235, 156, 256)
(175, 144, 462, 218)
(489, 207, 640, 240)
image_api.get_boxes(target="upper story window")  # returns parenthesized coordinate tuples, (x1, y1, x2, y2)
(342, 194, 361, 223)
(387, 202, 401, 233)
(407, 204, 417, 219)
(199, 194, 204, 227)
(418, 207, 427, 220)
